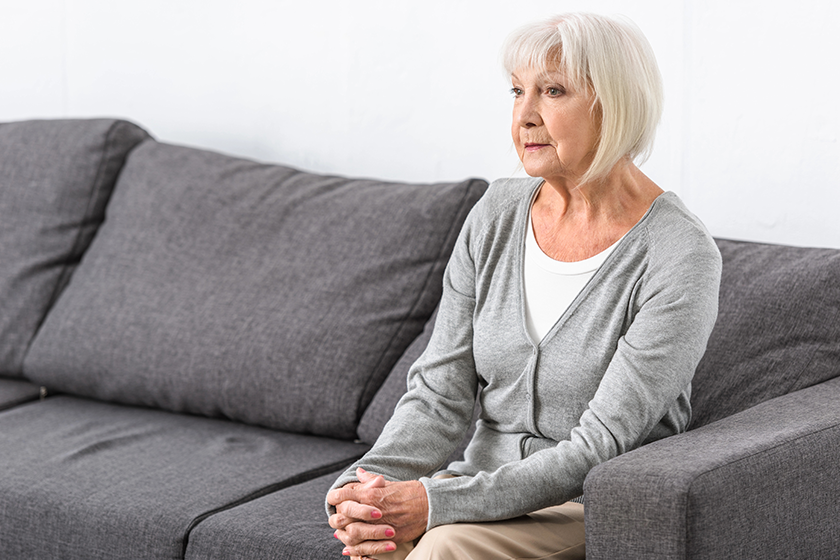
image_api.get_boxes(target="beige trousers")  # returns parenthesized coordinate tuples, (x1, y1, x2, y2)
(373, 501, 585, 560)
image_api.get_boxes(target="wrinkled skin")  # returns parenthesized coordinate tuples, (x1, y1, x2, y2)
(328, 468, 429, 559)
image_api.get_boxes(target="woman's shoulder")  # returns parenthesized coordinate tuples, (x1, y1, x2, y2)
(641, 191, 722, 270)
(470, 176, 541, 220)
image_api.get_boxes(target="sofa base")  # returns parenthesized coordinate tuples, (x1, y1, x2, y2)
(0, 396, 368, 559)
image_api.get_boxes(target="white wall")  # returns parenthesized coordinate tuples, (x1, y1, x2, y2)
(2, 0, 838, 247)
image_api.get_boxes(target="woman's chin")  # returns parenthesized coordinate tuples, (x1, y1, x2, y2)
(520, 163, 548, 179)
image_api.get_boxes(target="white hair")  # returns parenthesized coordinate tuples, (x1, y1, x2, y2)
(502, 13, 663, 184)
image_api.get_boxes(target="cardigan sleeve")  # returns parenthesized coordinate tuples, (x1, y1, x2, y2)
(419, 223, 722, 528)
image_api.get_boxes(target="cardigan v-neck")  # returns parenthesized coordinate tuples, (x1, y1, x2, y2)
(523, 198, 624, 344)
(514, 179, 668, 350)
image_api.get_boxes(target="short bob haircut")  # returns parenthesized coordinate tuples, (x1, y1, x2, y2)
(502, 13, 663, 185)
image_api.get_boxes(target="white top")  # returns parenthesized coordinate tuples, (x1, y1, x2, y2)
(524, 208, 621, 343)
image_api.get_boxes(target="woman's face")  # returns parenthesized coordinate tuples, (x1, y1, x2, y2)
(510, 65, 600, 187)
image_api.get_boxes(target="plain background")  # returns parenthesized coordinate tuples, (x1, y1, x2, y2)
(2, 0, 838, 248)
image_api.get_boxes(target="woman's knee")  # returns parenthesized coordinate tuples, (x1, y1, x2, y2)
(405, 505, 586, 560)
(408, 524, 476, 559)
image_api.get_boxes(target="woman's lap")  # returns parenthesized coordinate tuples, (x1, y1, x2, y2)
(373, 502, 585, 560)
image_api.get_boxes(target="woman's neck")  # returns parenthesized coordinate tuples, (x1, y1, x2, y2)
(530, 160, 663, 262)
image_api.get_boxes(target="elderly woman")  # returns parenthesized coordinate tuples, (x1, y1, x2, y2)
(328, 12, 721, 560)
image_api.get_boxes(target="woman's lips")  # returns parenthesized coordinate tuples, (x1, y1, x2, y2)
(524, 143, 550, 152)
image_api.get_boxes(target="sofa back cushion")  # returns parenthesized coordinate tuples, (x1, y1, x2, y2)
(24, 141, 487, 439)
(357, 308, 439, 445)
(0, 119, 149, 377)
(690, 238, 840, 428)
(358, 306, 480, 466)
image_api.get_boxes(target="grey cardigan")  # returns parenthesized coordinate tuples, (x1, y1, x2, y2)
(330, 177, 722, 530)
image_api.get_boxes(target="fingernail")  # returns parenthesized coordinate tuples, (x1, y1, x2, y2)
(370, 509, 382, 519)
(385, 528, 395, 538)
(386, 543, 396, 552)
(342, 548, 350, 556)
(334, 531, 339, 539)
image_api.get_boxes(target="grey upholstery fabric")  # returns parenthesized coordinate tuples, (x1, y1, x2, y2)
(184, 471, 345, 560)
(23, 141, 487, 438)
(357, 306, 479, 465)
(0, 119, 149, 376)
(0, 378, 41, 411)
(691, 239, 840, 428)
(584, 376, 840, 560)
(0, 396, 368, 560)
(357, 307, 439, 444)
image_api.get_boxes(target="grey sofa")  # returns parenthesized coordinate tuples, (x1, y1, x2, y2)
(0, 119, 837, 559)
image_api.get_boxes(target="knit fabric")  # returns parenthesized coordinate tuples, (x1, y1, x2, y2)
(330, 177, 721, 529)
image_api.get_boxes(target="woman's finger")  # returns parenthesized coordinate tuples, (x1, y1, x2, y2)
(334, 521, 395, 547)
(336, 499, 383, 521)
(356, 468, 387, 488)
(341, 538, 397, 557)
(329, 512, 355, 530)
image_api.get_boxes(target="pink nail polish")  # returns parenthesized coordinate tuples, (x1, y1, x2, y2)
(386, 543, 397, 552)
(370, 510, 382, 519)
(342, 548, 350, 556)
(385, 529, 395, 538)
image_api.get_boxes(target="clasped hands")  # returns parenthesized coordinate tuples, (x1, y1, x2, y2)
(328, 468, 429, 559)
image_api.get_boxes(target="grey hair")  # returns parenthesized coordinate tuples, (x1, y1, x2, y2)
(502, 13, 663, 184)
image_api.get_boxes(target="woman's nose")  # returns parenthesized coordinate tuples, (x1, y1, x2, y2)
(516, 96, 541, 128)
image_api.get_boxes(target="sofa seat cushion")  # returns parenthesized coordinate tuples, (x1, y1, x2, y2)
(24, 141, 487, 438)
(691, 238, 840, 428)
(0, 396, 368, 560)
(184, 470, 345, 560)
(0, 119, 149, 377)
(0, 378, 41, 411)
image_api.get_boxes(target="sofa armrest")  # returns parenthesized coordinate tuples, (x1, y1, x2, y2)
(584, 376, 840, 560)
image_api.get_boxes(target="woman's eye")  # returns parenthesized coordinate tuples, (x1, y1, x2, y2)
(510, 87, 523, 97)
(547, 87, 565, 96)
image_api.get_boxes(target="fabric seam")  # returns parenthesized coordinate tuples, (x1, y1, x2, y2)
(180, 454, 367, 558)
(21, 121, 121, 368)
